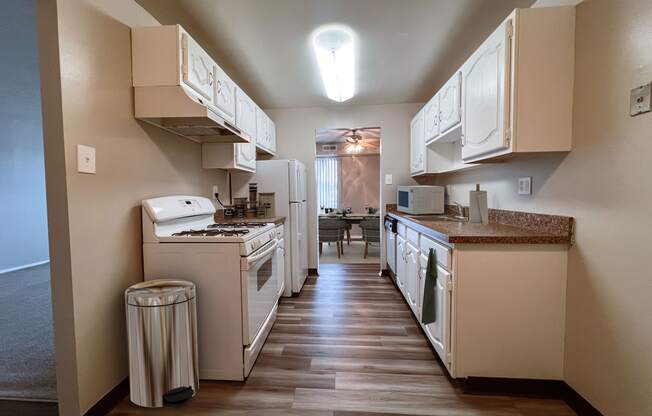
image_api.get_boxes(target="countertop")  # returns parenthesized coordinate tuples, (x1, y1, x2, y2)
(388, 210, 573, 245)
(213, 216, 286, 226)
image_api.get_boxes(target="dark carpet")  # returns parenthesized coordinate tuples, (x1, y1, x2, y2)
(0, 264, 57, 400)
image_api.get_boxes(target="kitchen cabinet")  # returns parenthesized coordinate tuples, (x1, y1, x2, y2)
(386, 229, 396, 273)
(409, 6, 574, 171)
(460, 19, 511, 161)
(423, 94, 440, 144)
(395, 235, 407, 295)
(202, 140, 256, 173)
(256, 107, 276, 156)
(236, 88, 257, 139)
(181, 33, 215, 103)
(213, 63, 236, 124)
(404, 241, 420, 317)
(390, 215, 567, 381)
(419, 250, 452, 368)
(438, 71, 462, 137)
(410, 109, 425, 175)
(461, 7, 575, 163)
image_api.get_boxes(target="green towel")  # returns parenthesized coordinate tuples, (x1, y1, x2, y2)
(421, 248, 437, 325)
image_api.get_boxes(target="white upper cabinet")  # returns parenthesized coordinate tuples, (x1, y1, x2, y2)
(409, 6, 574, 170)
(268, 118, 276, 154)
(236, 88, 257, 139)
(213, 63, 236, 124)
(235, 141, 256, 172)
(181, 33, 215, 103)
(424, 94, 440, 145)
(255, 107, 276, 155)
(438, 71, 462, 135)
(461, 19, 512, 162)
(410, 109, 425, 176)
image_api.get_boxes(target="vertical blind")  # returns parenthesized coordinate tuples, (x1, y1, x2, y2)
(316, 157, 339, 210)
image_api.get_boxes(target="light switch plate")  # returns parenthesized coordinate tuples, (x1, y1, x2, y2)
(518, 177, 532, 195)
(385, 174, 393, 185)
(630, 83, 651, 116)
(77, 144, 96, 174)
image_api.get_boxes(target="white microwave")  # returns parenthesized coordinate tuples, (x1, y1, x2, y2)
(396, 185, 445, 215)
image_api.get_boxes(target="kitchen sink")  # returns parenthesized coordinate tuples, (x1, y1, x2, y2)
(406, 214, 467, 222)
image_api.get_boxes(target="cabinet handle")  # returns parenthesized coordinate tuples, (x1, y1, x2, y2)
(460, 134, 465, 146)
(208, 71, 214, 86)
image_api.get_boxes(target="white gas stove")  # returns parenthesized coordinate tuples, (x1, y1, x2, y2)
(142, 195, 276, 255)
(141, 195, 281, 381)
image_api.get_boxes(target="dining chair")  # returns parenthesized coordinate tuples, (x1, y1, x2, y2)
(319, 218, 346, 258)
(360, 218, 381, 259)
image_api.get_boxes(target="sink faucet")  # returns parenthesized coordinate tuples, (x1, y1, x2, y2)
(452, 201, 466, 220)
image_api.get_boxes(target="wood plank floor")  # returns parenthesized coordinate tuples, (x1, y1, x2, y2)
(109, 263, 575, 415)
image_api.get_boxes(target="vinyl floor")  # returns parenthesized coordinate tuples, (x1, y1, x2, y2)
(109, 263, 575, 415)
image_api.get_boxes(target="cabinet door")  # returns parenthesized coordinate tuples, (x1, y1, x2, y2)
(421, 263, 452, 367)
(405, 241, 419, 316)
(439, 71, 462, 134)
(387, 232, 396, 273)
(213, 63, 236, 123)
(181, 33, 214, 102)
(268, 118, 276, 154)
(235, 88, 257, 138)
(395, 236, 406, 294)
(410, 109, 425, 175)
(424, 94, 440, 144)
(256, 107, 269, 151)
(235, 142, 256, 172)
(461, 19, 512, 161)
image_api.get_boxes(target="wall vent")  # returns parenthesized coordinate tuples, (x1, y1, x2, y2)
(321, 144, 337, 151)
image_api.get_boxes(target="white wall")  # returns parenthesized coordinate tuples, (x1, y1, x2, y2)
(269, 103, 421, 268)
(0, 0, 49, 273)
(39, 0, 227, 413)
(437, 1, 652, 413)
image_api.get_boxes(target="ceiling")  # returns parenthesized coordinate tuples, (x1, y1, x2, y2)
(137, 0, 533, 109)
(315, 127, 380, 143)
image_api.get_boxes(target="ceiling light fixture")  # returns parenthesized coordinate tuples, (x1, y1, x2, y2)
(312, 25, 355, 102)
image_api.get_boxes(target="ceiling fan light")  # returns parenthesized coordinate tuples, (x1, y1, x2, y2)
(312, 26, 355, 102)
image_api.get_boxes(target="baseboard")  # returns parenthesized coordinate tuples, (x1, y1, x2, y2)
(84, 377, 128, 416)
(308, 268, 318, 276)
(459, 377, 603, 415)
(0, 260, 50, 275)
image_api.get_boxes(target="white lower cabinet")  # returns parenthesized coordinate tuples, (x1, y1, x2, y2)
(395, 235, 407, 295)
(393, 218, 568, 381)
(404, 241, 420, 316)
(419, 250, 452, 369)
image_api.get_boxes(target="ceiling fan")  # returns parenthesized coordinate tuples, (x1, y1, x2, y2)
(332, 127, 380, 153)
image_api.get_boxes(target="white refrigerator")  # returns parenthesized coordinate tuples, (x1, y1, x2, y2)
(231, 160, 308, 296)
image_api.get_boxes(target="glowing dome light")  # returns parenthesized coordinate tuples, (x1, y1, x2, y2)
(312, 25, 356, 102)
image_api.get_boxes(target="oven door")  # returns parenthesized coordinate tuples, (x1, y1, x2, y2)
(241, 238, 278, 345)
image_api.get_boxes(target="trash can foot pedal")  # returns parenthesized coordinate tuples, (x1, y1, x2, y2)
(163, 386, 194, 404)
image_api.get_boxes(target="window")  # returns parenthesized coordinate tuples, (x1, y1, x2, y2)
(316, 157, 339, 210)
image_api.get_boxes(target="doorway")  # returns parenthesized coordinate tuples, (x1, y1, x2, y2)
(315, 127, 381, 265)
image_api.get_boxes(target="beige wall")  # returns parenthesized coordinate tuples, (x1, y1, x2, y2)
(437, 1, 652, 413)
(269, 103, 421, 268)
(39, 0, 226, 413)
(340, 155, 380, 237)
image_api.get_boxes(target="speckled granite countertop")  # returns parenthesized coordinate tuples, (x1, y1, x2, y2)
(388, 209, 573, 245)
(213, 216, 286, 225)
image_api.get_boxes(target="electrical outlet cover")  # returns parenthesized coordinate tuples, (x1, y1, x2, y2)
(630, 83, 651, 116)
(77, 144, 96, 174)
(518, 177, 532, 195)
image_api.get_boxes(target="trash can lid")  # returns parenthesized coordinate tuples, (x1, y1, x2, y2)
(125, 279, 195, 307)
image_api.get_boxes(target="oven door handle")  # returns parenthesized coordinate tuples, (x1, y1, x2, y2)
(247, 239, 278, 266)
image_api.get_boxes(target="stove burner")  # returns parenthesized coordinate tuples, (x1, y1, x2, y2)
(208, 222, 268, 229)
(172, 228, 251, 237)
